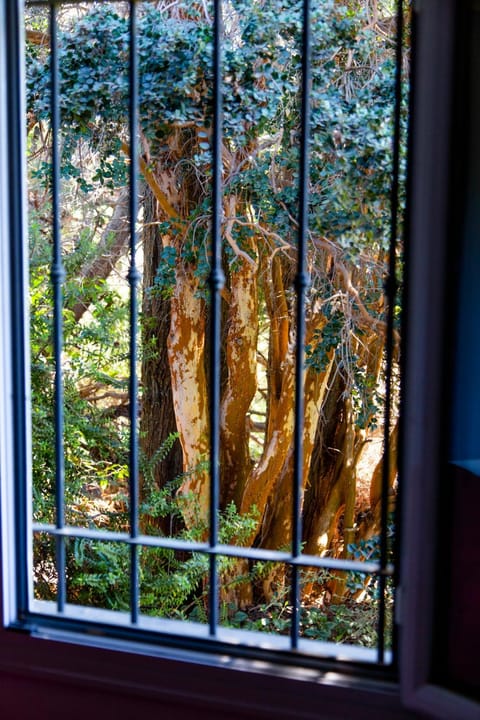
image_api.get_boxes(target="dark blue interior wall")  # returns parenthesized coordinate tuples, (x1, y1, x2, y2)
(450, 10, 480, 464)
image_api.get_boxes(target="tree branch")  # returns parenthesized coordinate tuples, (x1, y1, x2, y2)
(71, 188, 131, 322)
(120, 140, 181, 224)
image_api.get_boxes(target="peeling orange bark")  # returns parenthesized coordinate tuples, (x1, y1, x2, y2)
(167, 268, 210, 527)
(239, 350, 294, 532)
(220, 228, 259, 508)
(265, 255, 290, 410)
(260, 355, 333, 552)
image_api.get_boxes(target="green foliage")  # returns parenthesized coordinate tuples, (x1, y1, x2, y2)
(306, 305, 344, 373)
(305, 300, 382, 429)
(29, 210, 130, 525)
(65, 496, 260, 619)
(151, 246, 178, 299)
(223, 557, 392, 647)
(26, 0, 403, 249)
(227, 598, 382, 646)
(140, 432, 181, 491)
(351, 363, 382, 430)
(68, 540, 130, 610)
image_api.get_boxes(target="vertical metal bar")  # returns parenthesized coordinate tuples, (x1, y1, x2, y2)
(291, 0, 311, 651)
(128, 0, 141, 625)
(50, 2, 66, 614)
(208, 0, 224, 638)
(391, 2, 415, 672)
(377, 0, 404, 665)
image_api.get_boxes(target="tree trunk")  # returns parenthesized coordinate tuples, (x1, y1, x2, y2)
(140, 187, 183, 535)
(168, 266, 210, 529)
(260, 356, 333, 552)
(220, 203, 259, 510)
(302, 367, 348, 557)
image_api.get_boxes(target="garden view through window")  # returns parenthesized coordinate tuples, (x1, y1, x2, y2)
(25, 0, 406, 664)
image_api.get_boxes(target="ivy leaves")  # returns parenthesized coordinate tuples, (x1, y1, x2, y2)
(26, 0, 401, 252)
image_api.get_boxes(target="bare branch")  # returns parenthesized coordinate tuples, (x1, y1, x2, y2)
(71, 188, 131, 322)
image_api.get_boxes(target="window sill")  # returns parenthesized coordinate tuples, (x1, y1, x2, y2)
(0, 624, 417, 720)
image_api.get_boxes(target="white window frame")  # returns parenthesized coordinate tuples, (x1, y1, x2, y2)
(0, 1, 479, 718)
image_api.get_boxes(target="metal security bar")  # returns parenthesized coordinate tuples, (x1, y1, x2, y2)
(17, 0, 406, 669)
(291, 0, 312, 651)
(127, 0, 141, 627)
(49, 2, 67, 616)
(208, 0, 224, 638)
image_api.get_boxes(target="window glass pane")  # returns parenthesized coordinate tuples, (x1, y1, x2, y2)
(24, 0, 406, 665)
